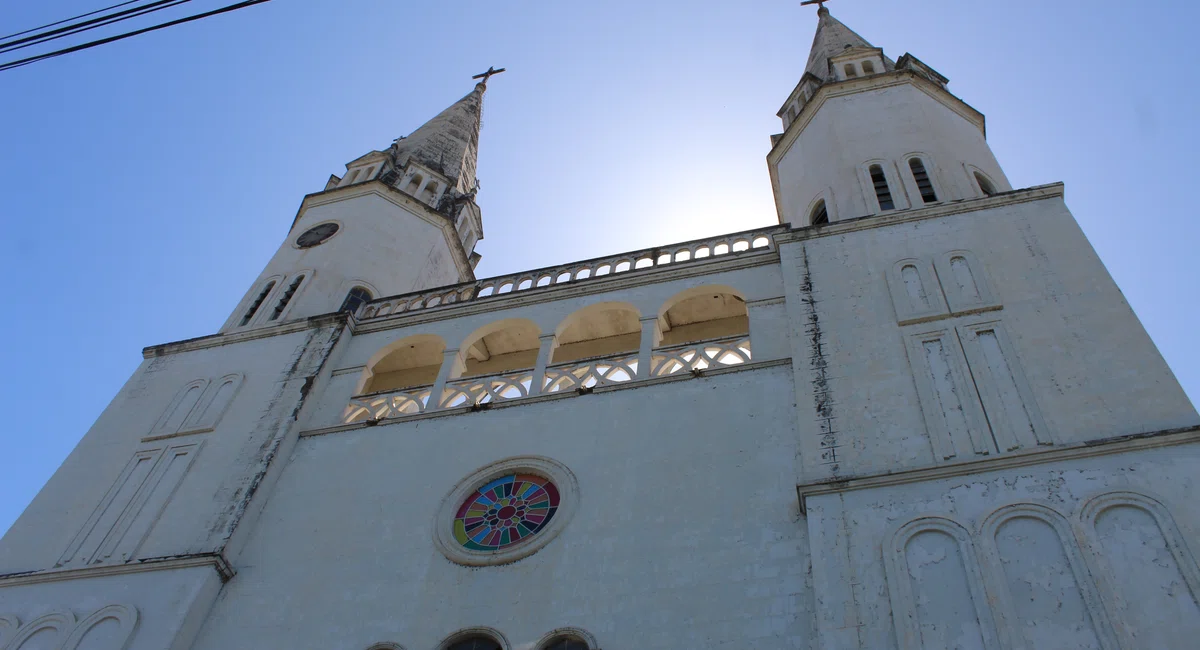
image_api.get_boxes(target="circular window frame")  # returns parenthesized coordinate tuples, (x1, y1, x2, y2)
(292, 220, 343, 249)
(434, 456, 579, 567)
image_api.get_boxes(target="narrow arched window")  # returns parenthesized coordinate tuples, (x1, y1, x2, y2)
(861, 60, 876, 74)
(540, 636, 590, 650)
(269, 275, 304, 321)
(975, 172, 997, 197)
(447, 637, 502, 650)
(810, 200, 829, 226)
(346, 169, 361, 184)
(340, 286, 373, 314)
(240, 280, 275, 326)
(844, 63, 857, 78)
(908, 158, 938, 203)
(869, 164, 895, 211)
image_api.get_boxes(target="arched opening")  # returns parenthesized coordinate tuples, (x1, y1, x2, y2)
(552, 303, 641, 365)
(460, 319, 542, 378)
(340, 286, 373, 313)
(404, 173, 424, 196)
(869, 164, 895, 211)
(447, 637, 502, 650)
(810, 199, 829, 226)
(359, 335, 446, 395)
(269, 274, 305, 321)
(345, 169, 361, 184)
(240, 280, 276, 326)
(658, 287, 749, 348)
(861, 60, 876, 74)
(908, 158, 938, 203)
(420, 180, 441, 204)
(844, 63, 858, 78)
(539, 636, 590, 650)
(975, 171, 997, 197)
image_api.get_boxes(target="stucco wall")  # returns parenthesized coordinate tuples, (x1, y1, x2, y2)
(192, 365, 817, 650)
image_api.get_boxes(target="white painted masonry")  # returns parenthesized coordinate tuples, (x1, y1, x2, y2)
(2, 8, 1197, 650)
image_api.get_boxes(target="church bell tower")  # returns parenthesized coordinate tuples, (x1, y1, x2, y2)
(769, 5, 1010, 227)
(219, 82, 490, 332)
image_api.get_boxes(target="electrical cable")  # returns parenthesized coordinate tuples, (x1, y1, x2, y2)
(0, 0, 145, 42)
(1, 0, 194, 54)
(0, 0, 273, 72)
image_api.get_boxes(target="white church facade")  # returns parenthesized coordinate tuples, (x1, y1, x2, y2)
(2, 8, 1198, 649)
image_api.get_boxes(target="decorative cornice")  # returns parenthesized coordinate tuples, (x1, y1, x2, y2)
(772, 183, 1066, 244)
(143, 312, 348, 359)
(0, 552, 236, 588)
(795, 425, 1200, 514)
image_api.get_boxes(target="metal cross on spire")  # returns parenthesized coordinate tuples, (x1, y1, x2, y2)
(800, 0, 833, 10)
(472, 66, 506, 84)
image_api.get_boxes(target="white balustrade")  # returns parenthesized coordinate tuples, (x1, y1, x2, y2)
(543, 355, 640, 393)
(341, 337, 754, 424)
(343, 387, 433, 423)
(651, 337, 753, 377)
(440, 370, 535, 408)
(356, 227, 784, 322)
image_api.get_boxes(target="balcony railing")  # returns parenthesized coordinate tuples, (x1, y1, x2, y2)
(342, 336, 754, 424)
(356, 226, 784, 323)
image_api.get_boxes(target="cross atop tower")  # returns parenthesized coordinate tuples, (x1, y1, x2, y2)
(800, 0, 834, 11)
(471, 66, 506, 85)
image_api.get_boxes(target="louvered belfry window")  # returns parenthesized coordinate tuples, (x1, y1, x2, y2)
(909, 158, 938, 204)
(269, 275, 304, 321)
(811, 200, 829, 225)
(870, 164, 895, 211)
(240, 280, 275, 326)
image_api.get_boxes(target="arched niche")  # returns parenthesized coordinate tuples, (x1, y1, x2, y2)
(551, 302, 642, 365)
(657, 285, 748, 347)
(458, 318, 542, 378)
(358, 334, 447, 395)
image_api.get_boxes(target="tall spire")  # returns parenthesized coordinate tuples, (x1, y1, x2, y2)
(803, 7, 891, 81)
(389, 82, 486, 194)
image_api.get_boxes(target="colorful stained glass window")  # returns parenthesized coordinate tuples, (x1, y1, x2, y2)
(453, 474, 560, 551)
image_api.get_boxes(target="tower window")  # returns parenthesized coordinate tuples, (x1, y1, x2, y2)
(844, 63, 858, 78)
(869, 164, 895, 211)
(269, 275, 304, 321)
(346, 169, 361, 184)
(810, 200, 829, 226)
(340, 286, 373, 314)
(908, 158, 938, 203)
(240, 281, 275, 326)
(975, 172, 997, 197)
(862, 60, 876, 74)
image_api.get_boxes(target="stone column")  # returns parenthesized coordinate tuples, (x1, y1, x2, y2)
(529, 334, 559, 396)
(429, 348, 466, 410)
(637, 316, 663, 380)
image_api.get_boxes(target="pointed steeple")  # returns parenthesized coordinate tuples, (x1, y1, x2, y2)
(803, 7, 892, 81)
(389, 82, 486, 194)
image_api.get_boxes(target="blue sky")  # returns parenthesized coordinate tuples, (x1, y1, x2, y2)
(0, 0, 1196, 535)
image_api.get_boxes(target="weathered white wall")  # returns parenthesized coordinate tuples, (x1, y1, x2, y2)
(222, 188, 467, 332)
(783, 193, 1197, 483)
(192, 365, 816, 650)
(773, 79, 1010, 225)
(0, 325, 343, 574)
(806, 443, 1200, 650)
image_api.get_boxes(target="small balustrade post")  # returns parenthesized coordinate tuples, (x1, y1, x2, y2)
(637, 316, 663, 380)
(529, 334, 559, 396)
(429, 348, 466, 410)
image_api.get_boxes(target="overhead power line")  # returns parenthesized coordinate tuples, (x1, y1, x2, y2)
(0, 0, 144, 42)
(0, 0, 273, 73)
(1, 0, 196, 55)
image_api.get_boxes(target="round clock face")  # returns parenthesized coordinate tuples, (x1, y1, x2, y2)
(295, 223, 339, 248)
